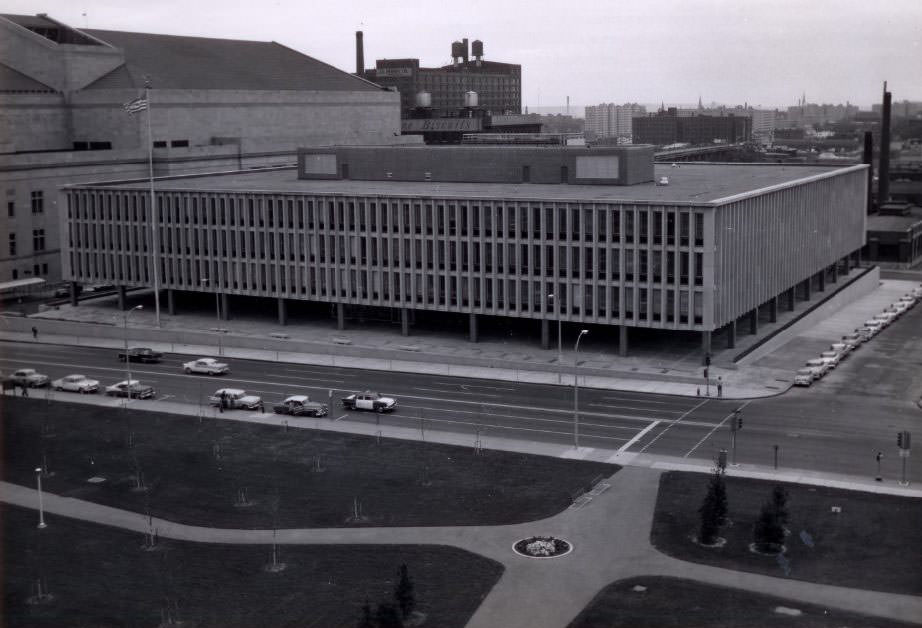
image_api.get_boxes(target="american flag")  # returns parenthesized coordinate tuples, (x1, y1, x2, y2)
(123, 96, 148, 115)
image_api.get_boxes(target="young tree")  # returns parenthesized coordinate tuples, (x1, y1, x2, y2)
(770, 485, 789, 531)
(753, 500, 785, 553)
(356, 600, 375, 628)
(394, 563, 416, 620)
(697, 469, 727, 545)
(375, 602, 403, 628)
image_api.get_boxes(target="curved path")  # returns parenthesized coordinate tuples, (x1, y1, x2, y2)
(3, 468, 921, 627)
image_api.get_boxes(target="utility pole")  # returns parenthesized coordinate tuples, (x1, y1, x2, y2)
(729, 408, 742, 466)
(573, 329, 589, 449)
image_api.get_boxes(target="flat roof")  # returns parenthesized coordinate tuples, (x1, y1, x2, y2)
(88, 162, 864, 207)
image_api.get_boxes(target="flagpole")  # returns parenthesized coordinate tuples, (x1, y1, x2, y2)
(145, 81, 162, 327)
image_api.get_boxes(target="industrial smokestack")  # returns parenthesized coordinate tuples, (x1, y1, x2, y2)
(355, 31, 364, 75)
(878, 81, 891, 208)
(862, 131, 874, 214)
(462, 38, 469, 63)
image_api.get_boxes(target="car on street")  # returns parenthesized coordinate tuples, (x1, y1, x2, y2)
(862, 319, 885, 335)
(889, 302, 910, 317)
(105, 379, 156, 399)
(273, 395, 329, 417)
(341, 391, 398, 413)
(209, 388, 262, 410)
(897, 294, 917, 306)
(872, 312, 896, 327)
(118, 347, 163, 363)
(819, 350, 842, 369)
(183, 358, 229, 375)
(830, 342, 851, 358)
(51, 374, 99, 393)
(793, 368, 816, 386)
(841, 332, 864, 349)
(10, 368, 50, 388)
(804, 358, 830, 379)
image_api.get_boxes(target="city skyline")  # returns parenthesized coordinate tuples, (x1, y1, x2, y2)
(3, 0, 920, 110)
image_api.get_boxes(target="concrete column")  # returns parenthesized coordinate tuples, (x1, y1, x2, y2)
(117, 286, 127, 311)
(618, 325, 628, 357)
(856, 248, 862, 267)
(167, 289, 176, 315)
(336, 303, 345, 330)
(401, 307, 409, 336)
(769, 296, 778, 323)
(220, 293, 230, 321)
(830, 263, 838, 283)
(749, 306, 759, 335)
(540, 319, 550, 350)
(803, 278, 811, 301)
(69, 281, 79, 307)
(787, 287, 796, 311)
(701, 330, 712, 357)
(277, 297, 287, 326)
(726, 320, 736, 349)
(469, 312, 478, 343)
(818, 269, 826, 292)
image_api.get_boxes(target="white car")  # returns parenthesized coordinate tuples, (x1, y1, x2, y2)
(183, 358, 229, 375)
(830, 342, 851, 358)
(872, 312, 896, 327)
(793, 368, 815, 387)
(841, 332, 864, 349)
(804, 358, 830, 379)
(890, 302, 910, 316)
(819, 351, 841, 369)
(897, 295, 917, 306)
(862, 319, 885, 334)
(341, 391, 398, 413)
(51, 374, 99, 393)
(10, 368, 50, 388)
(209, 388, 261, 410)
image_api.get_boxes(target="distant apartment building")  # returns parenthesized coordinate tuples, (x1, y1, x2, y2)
(786, 99, 859, 127)
(632, 108, 751, 146)
(872, 100, 922, 118)
(359, 35, 521, 116)
(584, 103, 646, 140)
(0, 13, 401, 287)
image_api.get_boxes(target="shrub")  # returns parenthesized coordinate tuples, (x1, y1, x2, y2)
(753, 501, 785, 553)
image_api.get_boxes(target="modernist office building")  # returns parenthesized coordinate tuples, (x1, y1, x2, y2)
(62, 145, 867, 355)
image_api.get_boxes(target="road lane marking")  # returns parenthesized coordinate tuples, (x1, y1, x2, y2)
(637, 398, 710, 454)
(683, 401, 751, 458)
(588, 402, 686, 414)
(617, 420, 661, 454)
(335, 414, 348, 422)
(410, 387, 503, 398)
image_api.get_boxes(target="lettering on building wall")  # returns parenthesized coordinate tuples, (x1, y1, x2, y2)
(401, 119, 482, 132)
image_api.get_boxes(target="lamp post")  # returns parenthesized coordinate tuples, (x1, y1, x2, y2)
(35, 467, 47, 529)
(573, 329, 589, 449)
(548, 294, 562, 384)
(123, 305, 143, 402)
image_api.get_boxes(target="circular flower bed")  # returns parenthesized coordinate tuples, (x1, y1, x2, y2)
(512, 536, 572, 559)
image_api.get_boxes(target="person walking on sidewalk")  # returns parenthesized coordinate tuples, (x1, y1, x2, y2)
(717, 377, 723, 398)
(31, 326, 38, 340)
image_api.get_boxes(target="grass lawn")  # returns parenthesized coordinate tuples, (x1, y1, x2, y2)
(2, 397, 617, 528)
(3, 505, 502, 628)
(651, 472, 922, 595)
(567, 576, 916, 628)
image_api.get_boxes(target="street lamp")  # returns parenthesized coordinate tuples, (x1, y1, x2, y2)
(548, 294, 562, 384)
(573, 329, 589, 449)
(123, 305, 143, 403)
(35, 466, 47, 529)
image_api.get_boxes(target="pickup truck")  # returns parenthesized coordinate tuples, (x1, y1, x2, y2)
(118, 347, 163, 363)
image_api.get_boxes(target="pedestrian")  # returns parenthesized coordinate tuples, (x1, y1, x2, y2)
(21, 383, 28, 397)
(696, 387, 700, 397)
(717, 378, 723, 398)
(259, 400, 265, 414)
(31, 326, 38, 340)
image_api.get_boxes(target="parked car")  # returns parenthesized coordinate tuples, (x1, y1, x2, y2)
(804, 358, 830, 379)
(273, 395, 328, 417)
(819, 351, 842, 369)
(51, 374, 99, 393)
(872, 312, 896, 327)
(841, 332, 864, 349)
(10, 368, 50, 388)
(183, 358, 229, 375)
(889, 302, 910, 316)
(105, 379, 156, 399)
(862, 319, 885, 335)
(118, 347, 163, 363)
(793, 368, 816, 387)
(209, 388, 262, 410)
(830, 342, 851, 358)
(341, 391, 398, 413)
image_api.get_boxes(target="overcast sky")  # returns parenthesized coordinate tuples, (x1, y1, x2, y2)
(5, 0, 920, 110)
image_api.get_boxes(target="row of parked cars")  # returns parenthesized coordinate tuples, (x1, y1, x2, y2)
(7, 369, 156, 399)
(794, 286, 922, 386)
(206, 388, 399, 416)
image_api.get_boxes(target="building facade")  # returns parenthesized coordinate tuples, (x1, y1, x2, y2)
(584, 103, 646, 141)
(62, 146, 866, 354)
(0, 13, 402, 287)
(633, 108, 752, 146)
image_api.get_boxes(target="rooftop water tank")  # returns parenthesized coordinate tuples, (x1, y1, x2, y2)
(464, 91, 479, 107)
(415, 92, 432, 107)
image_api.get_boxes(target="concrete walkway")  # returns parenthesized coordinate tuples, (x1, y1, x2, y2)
(4, 467, 921, 626)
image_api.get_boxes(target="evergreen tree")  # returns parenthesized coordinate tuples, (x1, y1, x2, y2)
(697, 469, 727, 545)
(770, 485, 789, 530)
(394, 563, 416, 619)
(375, 602, 403, 628)
(711, 468, 729, 527)
(356, 599, 374, 628)
(753, 500, 785, 553)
